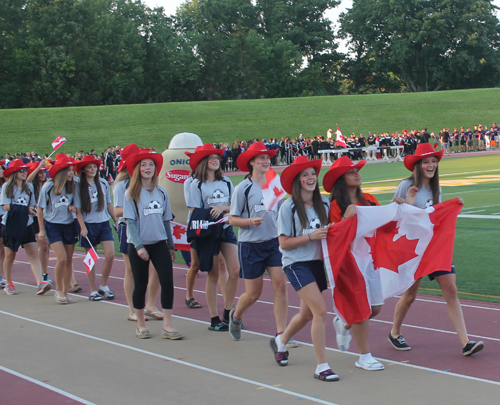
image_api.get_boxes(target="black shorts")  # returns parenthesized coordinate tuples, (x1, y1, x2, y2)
(428, 263, 456, 281)
(2, 223, 37, 251)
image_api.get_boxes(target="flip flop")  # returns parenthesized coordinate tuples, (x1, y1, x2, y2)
(145, 310, 163, 320)
(185, 297, 202, 309)
(127, 314, 149, 322)
(54, 293, 68, 304)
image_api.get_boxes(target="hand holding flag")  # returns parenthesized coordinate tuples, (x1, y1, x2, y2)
(83, 237, 99, 275)
(261, 168, 287, 214)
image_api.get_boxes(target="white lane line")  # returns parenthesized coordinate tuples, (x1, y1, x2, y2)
(460, 210, 485, 214)
(0, 365, 96, 405)
(458, 215, 500, 219)
(361, 169, 500, 185)
(0, 310, 339, 405)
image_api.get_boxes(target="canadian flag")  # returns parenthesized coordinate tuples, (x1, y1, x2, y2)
(322, 199, 462, 325)
(170, 221, 190, 252)
(261, 168, 287, 211)
(51, 136, 67, 151)
(335, 125, 347, 148)
(83, 247, 99, 276)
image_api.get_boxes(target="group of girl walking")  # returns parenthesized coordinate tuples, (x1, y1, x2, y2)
(1, 140, 484, 383)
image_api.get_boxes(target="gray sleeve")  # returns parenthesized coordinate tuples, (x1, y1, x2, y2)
(189, 180, 202, 208)
(394, 180, 411, 200)
(229, 183, 245, 217)
(73, 185, 81, 208)
(126, 218, 144, 250)
(163, 220, 175, 250)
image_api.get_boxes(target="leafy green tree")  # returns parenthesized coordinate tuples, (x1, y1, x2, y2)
(340, 0, 500, 92)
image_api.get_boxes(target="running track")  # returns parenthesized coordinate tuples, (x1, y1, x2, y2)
(1, 249, 499, 404)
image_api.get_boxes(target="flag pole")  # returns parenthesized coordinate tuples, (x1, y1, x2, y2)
(85, 236, 99, 259)
(47, 150, 56, 158)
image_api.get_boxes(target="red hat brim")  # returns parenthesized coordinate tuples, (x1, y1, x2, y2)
(404, 144, 443, 171)
(4, 160, 29, 178)
(236, 142, 278, 172)
(322, 157, 366, 193)
(74, 157, 102, 174)
(126, 151, 163, 175)
(280, 156, 323, 194)
(188, 144, 224, 172)
(27, 161, 48, 177)
(48, 154, 74, 178)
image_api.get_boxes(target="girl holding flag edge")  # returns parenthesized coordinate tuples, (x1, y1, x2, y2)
(74, 155, 118, 301)
(228, 142, 288, 341)
(323, 156, 384, 371)
(389, 143, 484, 356)
(123, 149, 181, 339)
(37, 154, 78, 303)
(272, 156, 338, 382)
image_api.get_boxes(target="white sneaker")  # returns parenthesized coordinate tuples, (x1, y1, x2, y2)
(333, 316, 351, 352)
(286, 338, 299, 348)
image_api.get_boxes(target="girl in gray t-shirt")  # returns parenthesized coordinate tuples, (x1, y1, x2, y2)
(123, 150, 181, 340)
(272, 156, 339, 382)
(1, 160, 49, 296)
(74, 156, 118, 302)
(37, 153, 78, 303)
(228, 142, 287, 341)
(389, 143, 483, 356)
(188, 143, 239, 330)
(0, 163, 5, 288)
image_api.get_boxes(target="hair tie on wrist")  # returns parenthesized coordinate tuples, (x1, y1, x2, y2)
(249, 218, 252, 226)
(308, 233, 312, 241)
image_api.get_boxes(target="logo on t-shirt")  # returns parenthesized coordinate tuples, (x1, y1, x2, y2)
(425, 197, 433, 208)
(54, 195, 71, 208)
(90, 189, 98, 203)
(15, 196, 28, 206)
(254, 198, 266, 213)
(207, 189, 229, 205)
(143, 200, 163, 216)
(309, 218, 321, 229)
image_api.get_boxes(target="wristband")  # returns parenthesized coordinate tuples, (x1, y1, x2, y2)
(308, 233, 312, 241)
(249, 218, 252, 226)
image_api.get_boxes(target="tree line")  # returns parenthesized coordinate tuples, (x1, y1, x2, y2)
(1, 0, 499, 108)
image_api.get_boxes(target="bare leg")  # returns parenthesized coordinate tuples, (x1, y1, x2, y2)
(185, 247, 200, 301)
(37, 236, 50, 277)
(3, 247, 16, 284)
(205, 256, 220, 318)
(99, 240, 115, 287)
(51, 242, 71, 298)
(435, 274, 469, 347)
(233, 277, 264, 319)
(24, 242, 43, 284)
(219, 243, 239, 311)
(0, 239, 5, 280)
(391, 280, 420, 338)
(350, 305, 382, 354)
(217, 254, 228, 304)
(268, 266, 288, 333)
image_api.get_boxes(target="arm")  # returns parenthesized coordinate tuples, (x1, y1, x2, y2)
(107, 202, 118, 224)
(278, 226, 329, 250)
(3, 204, 9, 212)
(163, 220, 176, 262)
(229, 215, 263, 228)
(114, 207, 123, 217)
(37, 207, 47, 240)
(126, 218, 148, 261)
(75, 208, 88, 237)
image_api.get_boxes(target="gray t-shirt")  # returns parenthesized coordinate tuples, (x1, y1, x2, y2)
(1, 182, 36, 226)
(37, 182, 75, 224)
(184, 176, 194, 223)
(230, 178, 279, 243)
(394, 179, 442, 209)
(189, 176, 233, 228)
(74, 178, 111, 223)
(113, 179, 128, 225)
(123, 186, 173, 246)
(277, 195, 330, 267)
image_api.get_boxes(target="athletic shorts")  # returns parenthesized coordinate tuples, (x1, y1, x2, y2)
(238, 238, 282, 280)
(0, 215, 3, 239)
(2, 223, 37, 251)
(284, 260, 327, 292)
(428, 263, 456, 281)
(45, 220, 79, 245)
(366, 268, 384, 306)
(441, 142, 449, 149)
(32, 218, 40, 235)
(213, 226, 237, 255)
(80, 221, 114, 248)
(118, 223, 128, 254)
(468, 140, 473, 146)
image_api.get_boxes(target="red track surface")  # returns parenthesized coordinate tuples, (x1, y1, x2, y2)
(8, 249, 500, 386)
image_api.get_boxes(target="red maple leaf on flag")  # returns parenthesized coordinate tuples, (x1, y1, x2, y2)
(172, 224, 187, 239)
(273, 185, 283, 197)
(365, 221, 419, 273)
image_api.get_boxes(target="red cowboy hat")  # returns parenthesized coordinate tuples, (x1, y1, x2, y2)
(48, 153, 74, 178)
(236, 141, 278, 172)
(73, 155, 103, 174)
(404, 143, 443, 172)
(280, 156, 323, 195)
(26, 161, 48, 177)
(126, 148, 163, 175)
(187, 143, 224, 172)
(117, 143, 140, 173)
(322, 156, 366, 193)
(4, 159, 29, 178)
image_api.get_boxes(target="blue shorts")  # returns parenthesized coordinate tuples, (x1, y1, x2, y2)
(118, 223, 128, 254)
(2, 223, 37, 251)
(0, 215, 3, 239)
(80, 221, 114, 248)
(213, 226, 237, 255)
(45, 221, 79, 245)
(428, 263, 456, 281)
(238, 238, 282, 280)
(284, 260, 327, 292)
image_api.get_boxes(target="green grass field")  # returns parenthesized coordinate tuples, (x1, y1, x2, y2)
(1, 87, 500, 155)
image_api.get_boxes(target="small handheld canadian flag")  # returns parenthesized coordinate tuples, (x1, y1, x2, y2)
(51, 136, 67, 151)
(261, 168, 287, 212)
(83, 237, 99, 275)
(335, 124, 347, 148)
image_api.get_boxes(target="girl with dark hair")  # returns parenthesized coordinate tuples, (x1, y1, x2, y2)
(1, 160, 51, 296)
(389, 143, 484, 356)
(74, 155, 118, 301)
(323, 156, 384, 371)
(272, 156, 338, 382)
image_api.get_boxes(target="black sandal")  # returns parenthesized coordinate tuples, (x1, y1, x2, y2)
(185, 297, 202, 309)
(269, 338, 289, 366)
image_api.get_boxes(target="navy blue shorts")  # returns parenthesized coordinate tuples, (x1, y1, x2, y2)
(213, 226, 237, 255)
(428, 263, 456, 281)
(118, 223, 128, 254)
(0, 215, 3, 239)
(45, 221, 78, 245)
(239, 238, 282, 280)
(80, 221, 114, 248)
(2, 223, 37, 251)
(284, 260, 327, 292)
